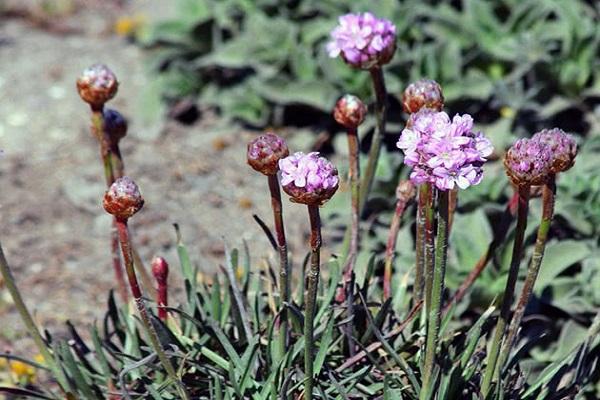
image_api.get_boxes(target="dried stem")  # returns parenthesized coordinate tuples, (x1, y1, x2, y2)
(498, 177, 556, 375)
(115, 219, 190, 400)
(304, 205, 322, 400)
(420, 189, 449, 399)
(481, 185, 530, 396)
(267, 174, 289, 354)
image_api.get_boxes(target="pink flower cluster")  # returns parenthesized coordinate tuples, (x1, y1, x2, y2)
(279, 152, 338, 192)
(396, 109, 493, 190)
(327, 12, 396, 69)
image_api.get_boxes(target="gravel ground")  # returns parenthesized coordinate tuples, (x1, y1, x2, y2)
(0, 1, 316, 357)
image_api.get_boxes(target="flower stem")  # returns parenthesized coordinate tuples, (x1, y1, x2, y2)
(445, 190, 519, 312)
(359, 66, 387, 212)
(498, 178, 555, 375)
(304, 205, 322, 400)
(342, 127, 360, 285)
(383, 181, 413, 301)
(420, 189, 449, 399)
(115, 219, 190, 400)
(481, 185, 530, 396)
(422, 184, 435, 315)
(0, 241, 61, 383)
(90, 108, 129, 304)
(415, 184, 432, 305)
(267, 174, 289, 354)
(157, 281, 168, 321)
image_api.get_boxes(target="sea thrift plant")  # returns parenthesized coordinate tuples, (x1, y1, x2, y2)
(76, 63, 119, 110)
(402, 79, 444, 114)
(397, 109, 493, 190)
(504, 137, 554, 186)
(279, 151, 339, 206)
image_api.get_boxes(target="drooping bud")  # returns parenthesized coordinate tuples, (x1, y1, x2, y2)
(247, 133, 290, 176)
(279, 152, 339, 206)
(504, 138, 553, 186)
(103, 176, 144, 220)
(333, 94, 367, 129)
(531, 128, 577, 174)
(402, 79, 444, 114)
(76, 64, 119, 109)
(326, 12, 396, 70)
(103, 108, 128, 143)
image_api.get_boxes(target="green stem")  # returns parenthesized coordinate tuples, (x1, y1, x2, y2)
(481, 185, 530, 396)
(422, 184, 435, 317)
(115, 219, 190, 400)
(267, 174, 289, 356)
(0, 241, 62, 386)
(343, 127, 360, 280)
(420, 189, 449, 399)
(415, 184, 431, 305)
(498, 177, 555, 375)
(304, 205, 322, 400)
(358, 65, 387, 213)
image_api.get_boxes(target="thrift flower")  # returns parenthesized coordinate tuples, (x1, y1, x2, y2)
(327, 12, 396, 70)
(504, 138, 553, 186)
(402, 79, 444, 113)
(247, 133, 289, 176)
(531, 128, 577, 173)
(104, 108, 128, 142)
(279, 152, 339, 205)
(103, 176, 144, 220)
(333, 94, 367, 129)
(397, 109, 492, 190)
(76, 64, 118, 109)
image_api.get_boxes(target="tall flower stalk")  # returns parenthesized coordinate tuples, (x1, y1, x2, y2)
(496, 129, 577, 380)
(247, 133, 290, 354)
(279, 152, 339, 400)
(103, 177, 190, 400)
(481, 134, 557, 395)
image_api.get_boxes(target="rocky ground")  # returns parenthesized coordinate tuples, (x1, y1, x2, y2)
(0, 0, 316, 356)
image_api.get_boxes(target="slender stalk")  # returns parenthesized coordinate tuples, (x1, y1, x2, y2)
(422, 184, 435, 316)
(481, 186, 530, 396)
(415, 184, 432, 304)
(90, 108, 128, 304)
(342, 127, 360, 285)
(445, 191, 519, 312)
(304, 205, 322, 400)
(359, 66, 387, 212)
(0, 241, 61, 382)
(115, 219, 190, 400)
(383, 181, 413, 301)
(156, 282, 168, 321)
(267, 174, 289, 355)
(420, 189, 449, 399)
(498, 178, 556, 375)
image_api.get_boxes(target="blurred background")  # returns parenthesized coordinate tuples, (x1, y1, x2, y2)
(0, 0, 599, 380)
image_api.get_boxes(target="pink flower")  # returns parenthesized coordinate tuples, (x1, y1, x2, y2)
(327, 12, 396, 69)
(279, 152, 339, 205)
(396, 109, 492, 190)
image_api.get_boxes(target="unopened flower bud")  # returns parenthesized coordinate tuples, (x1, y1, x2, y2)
(103, 176, 144, 220)
(76, 64, 118, 109)
(279, 152, 339, 206)
(402, 79, 444, 114)
(504, 138, 553, 186)
(103, 108, 128, 143)
(247, 133, 290, 176)
(532, 128, 577, 174)
(151, 256, 169, 286)
(396, 180, 416, 203)
(333, 94, 367, 129)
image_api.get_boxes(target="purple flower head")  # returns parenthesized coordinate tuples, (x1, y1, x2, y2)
(402, 79, 444, 114)
(279, 152, 339, 205)
(76, 63, 119, 109)
(396, 109, 493, 191)
(247, 133, 290, 176)
(504, 138, 553, 186)
(531, 128, 577, 173)
(327, 12, 396, 70)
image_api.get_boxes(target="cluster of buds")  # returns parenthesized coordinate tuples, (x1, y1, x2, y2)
(396, 109, 493, 190)
(279, 152, 339, 206)
(76, 63, 119, 110)
(103, 176, 144, 220)
(504, 128, 577, 186)
(402, 79, 444, 114)
(333, 94, 367, 129)
(327, 12, 396, 70)
(247, 133, 290, 176)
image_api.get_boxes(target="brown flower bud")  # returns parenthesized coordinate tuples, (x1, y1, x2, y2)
(151, 256, 169, 286)
(333, 94, 367, 129)
(103, 108, 128, 143)
(103, 176, 144, 220)
(402, 79, 444, 114)
(76, 64, 118, 109)
(247, 133, 290, 175)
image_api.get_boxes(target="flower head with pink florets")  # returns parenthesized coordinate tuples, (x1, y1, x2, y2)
(279, 152, 339, 206)
(327, 12, 396, 70)
(397, 109, 493, 191)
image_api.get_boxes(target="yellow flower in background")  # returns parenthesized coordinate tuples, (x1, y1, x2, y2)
(9, 360, 36, 383)
(34, 354, 46, 367)
(114, 15, 147, 38)
(500, 106, 516, 119)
